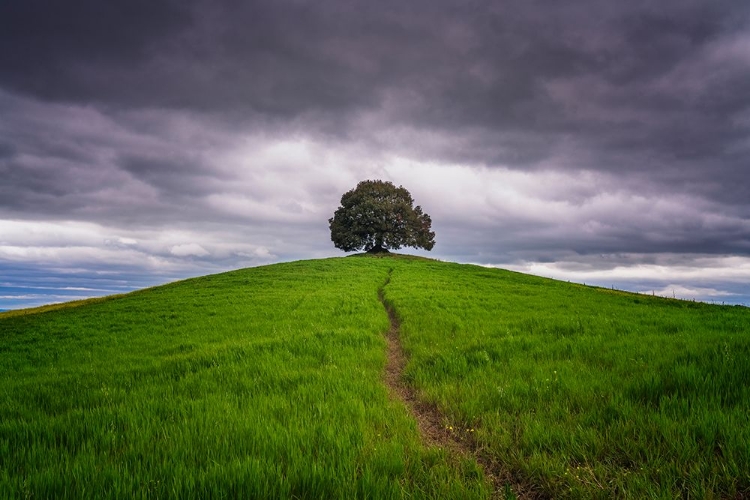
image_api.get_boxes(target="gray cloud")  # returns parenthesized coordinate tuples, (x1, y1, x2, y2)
(1, 0, 750, 307)
(0, 1, 191, 101)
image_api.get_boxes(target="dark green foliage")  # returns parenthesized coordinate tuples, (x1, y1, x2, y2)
(329, 180, 435, 252)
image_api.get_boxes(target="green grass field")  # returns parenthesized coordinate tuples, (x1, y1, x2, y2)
(1, 255, 749, 498)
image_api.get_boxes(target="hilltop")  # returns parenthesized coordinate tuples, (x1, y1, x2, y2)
(1, 256, 748, 499)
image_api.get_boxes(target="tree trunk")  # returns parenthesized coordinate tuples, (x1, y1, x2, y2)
(367, 244, 389, 254)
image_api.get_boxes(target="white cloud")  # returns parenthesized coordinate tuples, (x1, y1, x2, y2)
(169, 243, 210, 257)
(651, 285, 735, 300)
(504, 255, 750, 284)
(0, 220, 106, 247)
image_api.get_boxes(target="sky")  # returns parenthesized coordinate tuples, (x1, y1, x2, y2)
(1, 0, 750, 310)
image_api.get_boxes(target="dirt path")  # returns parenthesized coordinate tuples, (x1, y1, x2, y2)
(378, 270, 543, 500)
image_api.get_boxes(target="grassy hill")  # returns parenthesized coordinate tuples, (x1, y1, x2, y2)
(1, 256, 748, 498)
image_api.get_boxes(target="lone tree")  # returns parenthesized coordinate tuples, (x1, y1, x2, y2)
(329, 180, 435, 253)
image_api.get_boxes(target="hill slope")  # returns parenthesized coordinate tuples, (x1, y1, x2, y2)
(1, 256, 748, 498)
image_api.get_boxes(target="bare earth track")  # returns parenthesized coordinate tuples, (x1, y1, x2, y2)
(378, 270, 544, 500)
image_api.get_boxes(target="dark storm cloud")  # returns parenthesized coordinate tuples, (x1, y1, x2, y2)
(2, 0, 749, 195)
(118, 154, 222, 197)
(0, 142, 16, 160)
(2, 0, 748, 165)
(1, 0, 383, 114)
(2, 0, 750, 308)
(0, 91, 133, 217)
(0, 0, 192, 102)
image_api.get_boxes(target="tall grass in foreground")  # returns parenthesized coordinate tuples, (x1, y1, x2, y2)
(4, 255, 749, 499)
(0, 259, 488, 499)
(384, 259, 750, 498)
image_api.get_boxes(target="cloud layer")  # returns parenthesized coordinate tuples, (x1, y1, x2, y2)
(1, 0, 749, 308)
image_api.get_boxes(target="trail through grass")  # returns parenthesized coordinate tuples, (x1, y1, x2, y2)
(2, 255, 749, 498)
(383, 258, 750, 499)
(0, 258, 488, 499)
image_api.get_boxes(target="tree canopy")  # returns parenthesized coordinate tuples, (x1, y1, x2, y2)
(329, 180, 435, 253)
